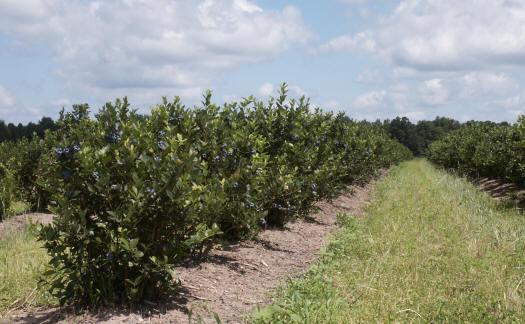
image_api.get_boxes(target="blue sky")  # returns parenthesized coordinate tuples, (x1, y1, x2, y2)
(1, 0, 525, 124)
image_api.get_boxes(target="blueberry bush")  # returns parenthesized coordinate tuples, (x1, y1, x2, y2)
(427, 118, 525, 185)
(2, 84, 411, 305)
(0, 161, 15, 219)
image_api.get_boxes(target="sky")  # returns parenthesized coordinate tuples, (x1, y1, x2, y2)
(1, 0, 525, 124)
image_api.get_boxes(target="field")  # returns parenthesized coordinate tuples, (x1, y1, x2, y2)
(0, 89, 412, 322)
(2, 90, 525, 322)
(2, 159, 525, 322)
(254, 159, 525, 323)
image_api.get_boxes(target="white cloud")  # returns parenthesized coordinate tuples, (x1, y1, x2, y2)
(0, 85, 16, 111)
(288, 85, 310, 97)
(382, 0, 525, 70)
(322, 1, 525, 122)
(322, 100, 341, 110)
(318, 32, 376, 54)
(509, 110, 525, 119)
(322, 0, 525, 71)
(419, 79, 449, 105)
(257, 82, 311, 99)
(222, 94, 242, 103)
(50, 98, 72, 107)
(0, 0, 313, 104)
(401, 111, 425, 121)
(258, 83, 277, 97)
(356, 69, 384, 84)
(352, 90, 387, 109)
(459, 71, 517, 98)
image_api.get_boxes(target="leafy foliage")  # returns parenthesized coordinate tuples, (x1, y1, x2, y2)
(383, 116, 462, 156)
(0, 161, 15, 219)
(1, 84, 411, 305)
(0, 135, 53, 213)
(427, 118, 525, 184)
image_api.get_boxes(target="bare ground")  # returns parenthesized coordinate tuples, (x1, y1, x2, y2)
(473, 177, 525, 208)
(1, 173, 384, 324)
(0, 213, 54, 238)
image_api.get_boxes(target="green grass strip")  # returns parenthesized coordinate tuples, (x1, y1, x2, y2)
(0, 227, 54, 317)
(252, 159, 525, 323)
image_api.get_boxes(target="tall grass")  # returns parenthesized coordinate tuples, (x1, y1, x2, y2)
(0, 227, 54, 317)
(252, 159, 525, 323)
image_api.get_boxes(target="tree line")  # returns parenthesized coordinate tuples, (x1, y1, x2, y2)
(382, 116, 510, 156)
(0, 117, 57, 142)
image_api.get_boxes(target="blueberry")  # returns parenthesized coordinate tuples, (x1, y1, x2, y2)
(233, 182, 239, 189)
(158, 141, 166, 150)
(145, 187, 157, 197)
(62, 170, 72, 180)
(107, 133, 121, 144)
(105, 251, 114, 261)
(214, 155, 220, 162)
(55, 148, 63, 155)
(93, 171, 100, 180)
(311, 184, 317, 191)
(201, 153, 207, 159)
(259, 218, 267, 226)
(158, 131, 165, 138)
(117, 161, 124, 166)
(250, 149, 257, 155)
(73, 144, 81, 152)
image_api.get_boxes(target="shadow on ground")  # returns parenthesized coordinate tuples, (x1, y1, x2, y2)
(473, 177, 525, 210)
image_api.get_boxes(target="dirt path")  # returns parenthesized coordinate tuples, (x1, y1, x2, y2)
(2, 173, 384, 324)
(0, 213, 54, 237)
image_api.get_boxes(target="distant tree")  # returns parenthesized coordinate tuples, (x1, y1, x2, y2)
(0, 117, 57, 143)
(384, 116, 462, 156)
(384, 117, 423, 155)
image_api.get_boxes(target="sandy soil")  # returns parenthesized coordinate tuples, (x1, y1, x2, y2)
(1, 173, 384, 324)
(0, 212, 54, 237)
